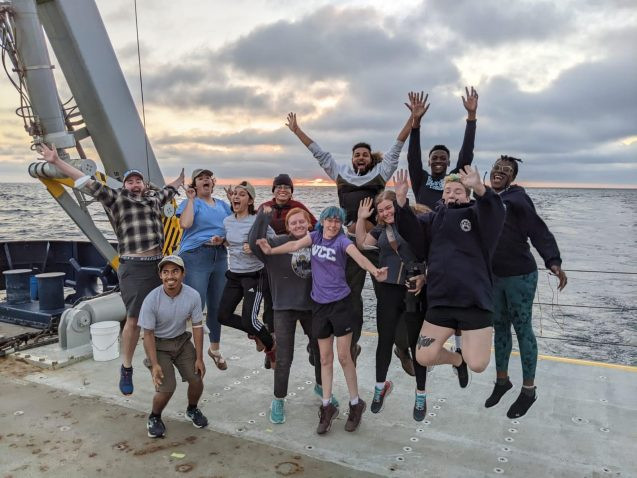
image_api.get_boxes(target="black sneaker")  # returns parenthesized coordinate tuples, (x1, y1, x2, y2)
(186, 407, 209, 428)
(370, 381, 393, 414)
(507, 388, 537, 418)
(413, 392, 427, 422)
(147, 415, 166, 438)
(393, 346, 415, 377)
(485, 380, 513, 408)
(317, 403, 339, 435)
(452, 349, 470, 388)
(344, 399, 366, 432)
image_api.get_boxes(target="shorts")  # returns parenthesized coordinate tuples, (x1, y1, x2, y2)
(152, 332, 201, 393)
(311, 294, 358, 339)
(117, 257, 162, 317)
(426, 306, 493, 331)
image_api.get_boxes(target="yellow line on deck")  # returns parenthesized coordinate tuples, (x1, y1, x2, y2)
(360, 330, 636, 372)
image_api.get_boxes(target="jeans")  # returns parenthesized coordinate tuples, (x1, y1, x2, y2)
(180, 244, 228, 343)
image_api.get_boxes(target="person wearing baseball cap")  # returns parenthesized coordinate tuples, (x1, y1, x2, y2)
(176, 168, 232, 370)
(138, 254, 209, 438)
(36, 143, 185, 397)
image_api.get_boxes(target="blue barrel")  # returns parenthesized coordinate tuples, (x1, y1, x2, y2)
(3, 269, 32, 304)
(36, 272, 66, 311)
(30, 274, 39, 301)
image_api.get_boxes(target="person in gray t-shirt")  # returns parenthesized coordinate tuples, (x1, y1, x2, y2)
(139, 255, 208, 438)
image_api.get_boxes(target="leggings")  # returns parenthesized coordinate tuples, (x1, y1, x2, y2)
(273, 310, 321, 398)
(376, 282, 427, 390)
(218, 269, 274, 350)
(493, 271, 538, 381)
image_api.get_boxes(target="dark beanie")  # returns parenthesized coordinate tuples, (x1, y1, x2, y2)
(429, 144, 450, 157)
(272, 173, 294, 193)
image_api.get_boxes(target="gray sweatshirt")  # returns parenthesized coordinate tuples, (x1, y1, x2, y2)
(248, 211, 312, 311)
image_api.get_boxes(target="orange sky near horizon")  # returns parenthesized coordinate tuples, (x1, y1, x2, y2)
(218, 177, 637, 190)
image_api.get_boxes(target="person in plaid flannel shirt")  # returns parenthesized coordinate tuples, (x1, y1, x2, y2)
(39, 143, 184, 395)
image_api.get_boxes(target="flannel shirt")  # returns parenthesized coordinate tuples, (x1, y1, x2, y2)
(85, 181, 177, 255)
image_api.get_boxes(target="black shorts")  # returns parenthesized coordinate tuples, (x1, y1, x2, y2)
(426, 306, 493, 331)
(311, 294, 358, 339)
(118, 257, 162, 318)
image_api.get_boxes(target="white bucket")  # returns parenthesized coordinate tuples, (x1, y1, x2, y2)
(90, 321, 121, 361)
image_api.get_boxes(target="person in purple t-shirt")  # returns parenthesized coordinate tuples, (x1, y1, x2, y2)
(257, 206, 387, 436)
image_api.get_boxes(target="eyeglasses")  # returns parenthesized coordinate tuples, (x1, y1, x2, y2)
(274, 185, 292, 191)
(491, 164, 515, 175)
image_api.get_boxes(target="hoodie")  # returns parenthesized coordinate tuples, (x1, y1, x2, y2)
(493, 185, 562, 277)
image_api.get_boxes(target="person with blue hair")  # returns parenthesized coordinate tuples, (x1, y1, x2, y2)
(257, 205, 388, 435)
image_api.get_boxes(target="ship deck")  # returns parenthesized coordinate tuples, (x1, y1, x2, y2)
(1, 326, 635, 477)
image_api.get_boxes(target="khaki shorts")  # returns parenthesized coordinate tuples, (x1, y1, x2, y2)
(152, 332, 201, 393)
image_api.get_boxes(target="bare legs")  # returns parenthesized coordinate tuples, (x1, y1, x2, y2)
(318, 332, 359, 403)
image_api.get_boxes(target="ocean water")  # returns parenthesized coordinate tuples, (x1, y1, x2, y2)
(1, 183, 636, 365)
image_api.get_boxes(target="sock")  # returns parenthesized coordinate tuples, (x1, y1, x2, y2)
(322, 399, 330, 407)
(375, 382, 385, 390)
(273, 397, 284, 403)
(521, 385, 536, 396)
(496, 377, 511, 386)
(150, 412, 161, 418)
(454, 335, 462, 350)
(187, 404, 197, 411)
(122, 365, 133, 370)
(416, 390, 426, 396)
(350, 396, 359, 406)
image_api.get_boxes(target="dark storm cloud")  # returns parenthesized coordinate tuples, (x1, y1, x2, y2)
(423, 0, 574, 46)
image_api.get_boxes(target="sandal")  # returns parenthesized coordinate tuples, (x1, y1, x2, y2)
(208, 348, 228, 371)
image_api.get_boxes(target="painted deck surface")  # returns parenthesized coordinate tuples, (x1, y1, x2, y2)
(4, 326, 635, 478)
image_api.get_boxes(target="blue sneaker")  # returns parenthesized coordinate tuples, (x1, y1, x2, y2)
(370, 381, 393, 414)
(119, 365, 133, 395)
(413, 392, 427, 421)
(270, 398, 286, 424)
(313, 384, 340, 408)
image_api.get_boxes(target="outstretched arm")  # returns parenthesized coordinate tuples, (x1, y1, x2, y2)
(345, 244, 388, 282)
(256, 234, 312, 255)
(38, 143, 91, 183)
(393, 169, 410, 207)
(378, 105, 416, 181)
(453, 86, 478, 172)
(286, 113, 314, 148)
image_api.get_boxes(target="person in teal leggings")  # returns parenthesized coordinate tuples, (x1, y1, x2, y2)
(487, 155, 567, 418)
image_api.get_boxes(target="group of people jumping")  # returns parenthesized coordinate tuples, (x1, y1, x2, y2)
(38, 86, 567, 439)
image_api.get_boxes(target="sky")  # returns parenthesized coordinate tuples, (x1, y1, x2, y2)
(0, 0, 636, 187)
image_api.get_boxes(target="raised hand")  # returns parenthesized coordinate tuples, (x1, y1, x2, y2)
(38, 143, 59, 164)
(357, 197, 374, 220)
(458, 165, 485, 196)
(186, 187, 196, 200)
(285, 112, 298, 133)
(462, 86, 478, 119)
(224, 185, 234, 202)
(393, 169, 410, 206)
(167, 168, 185, 190)
(255, 238, 272, 255)
(261, 205, 273, 215)
(405, 91, 430, 127)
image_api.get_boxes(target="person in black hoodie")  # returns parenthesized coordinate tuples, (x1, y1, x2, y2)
(393, 168, 505, 389)
(485, 155, 567, 418)
(405, 88, 478, 355)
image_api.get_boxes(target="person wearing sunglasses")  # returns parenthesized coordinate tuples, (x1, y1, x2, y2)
(486, 155, 567, 418)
